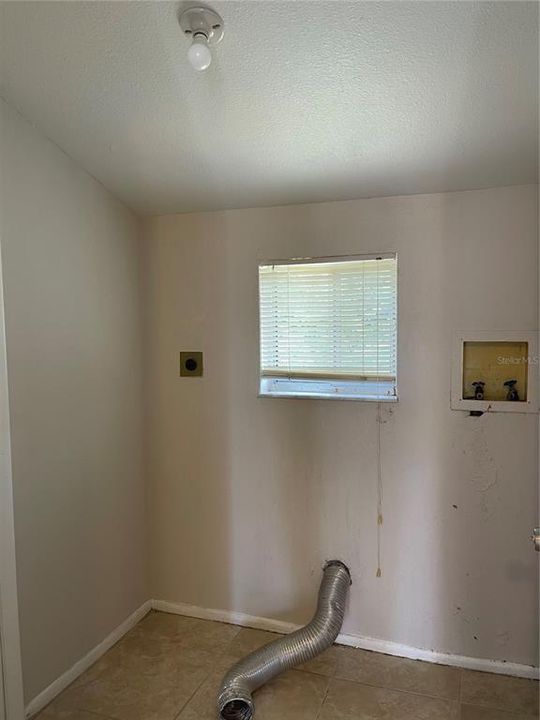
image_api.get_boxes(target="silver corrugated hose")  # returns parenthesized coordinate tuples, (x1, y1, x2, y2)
(217, 560, 351, 720)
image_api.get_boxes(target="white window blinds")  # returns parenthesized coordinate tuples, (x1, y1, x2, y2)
(259, 255, 397, 398)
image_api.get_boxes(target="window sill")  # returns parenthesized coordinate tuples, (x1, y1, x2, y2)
(259, 392, 398, 402)
(259, 377, 397, 402)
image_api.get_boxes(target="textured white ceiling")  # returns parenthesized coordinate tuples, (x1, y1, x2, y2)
(1, 1, 538, 215)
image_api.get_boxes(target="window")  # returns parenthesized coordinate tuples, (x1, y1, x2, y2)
(258, 254, 397, 400)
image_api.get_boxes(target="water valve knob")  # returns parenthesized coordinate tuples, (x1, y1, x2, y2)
(503, 380, 519, 401)
(471, 381, 485, 401)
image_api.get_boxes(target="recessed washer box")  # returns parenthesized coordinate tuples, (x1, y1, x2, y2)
(451, 332, 538, 413)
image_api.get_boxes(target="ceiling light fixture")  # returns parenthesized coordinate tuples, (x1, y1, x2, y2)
(179, 6, 224, 72)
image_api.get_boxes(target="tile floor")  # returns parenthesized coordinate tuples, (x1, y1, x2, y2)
(36, 611, 539, 720)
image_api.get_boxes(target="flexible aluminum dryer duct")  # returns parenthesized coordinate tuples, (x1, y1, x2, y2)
(217, 560, 351, 720)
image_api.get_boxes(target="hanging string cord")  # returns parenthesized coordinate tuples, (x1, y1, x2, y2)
(375, 261, 383, 578)
(376, 401, 383, 578)
(286, 267, 291, 378)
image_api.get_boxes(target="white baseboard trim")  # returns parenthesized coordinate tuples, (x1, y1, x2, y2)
(152, 599, 539, 681)
(153, 599, 300, 636)
(335, 632, 539, 681)
(25, 600, 152, 719)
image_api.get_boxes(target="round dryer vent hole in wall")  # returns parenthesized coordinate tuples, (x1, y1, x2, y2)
(179, 351, 203, 377)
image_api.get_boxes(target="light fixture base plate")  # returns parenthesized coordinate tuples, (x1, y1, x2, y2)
(179, 6, 224, 46)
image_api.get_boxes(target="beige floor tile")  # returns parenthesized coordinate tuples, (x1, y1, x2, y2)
(298, 644, 341, 677)
(335, 646, 461, 700)
(319, 678, 459, 719)
(119, 629, 218, 667)
(134, 611, 240, 652)
(69, 645, 126, 689)
(225, 627, 284, 660)
(179, 666, 328, 720)
(461, 704, 538, 720)
(133, 611, 200, 638)
(248, 670, 329, 720)
(72, 631, 216, 689)
(461, 671, 539, 715)
(49, 646, 211, 720)
(175, 662, 228, 720)
(37, 710, 113, 720)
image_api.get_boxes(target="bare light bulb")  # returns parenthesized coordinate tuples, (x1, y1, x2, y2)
(188, 33, 212, 71)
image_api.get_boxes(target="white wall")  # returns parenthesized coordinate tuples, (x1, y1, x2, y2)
(144, 185, 539, 668)
(0, 99, 147, 703)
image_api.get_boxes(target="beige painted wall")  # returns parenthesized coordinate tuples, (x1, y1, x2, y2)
(144, 184, 539, 667)
(0, 99, 147, 702)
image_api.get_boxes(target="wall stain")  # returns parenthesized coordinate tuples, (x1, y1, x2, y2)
(463, 421, 501, 520)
